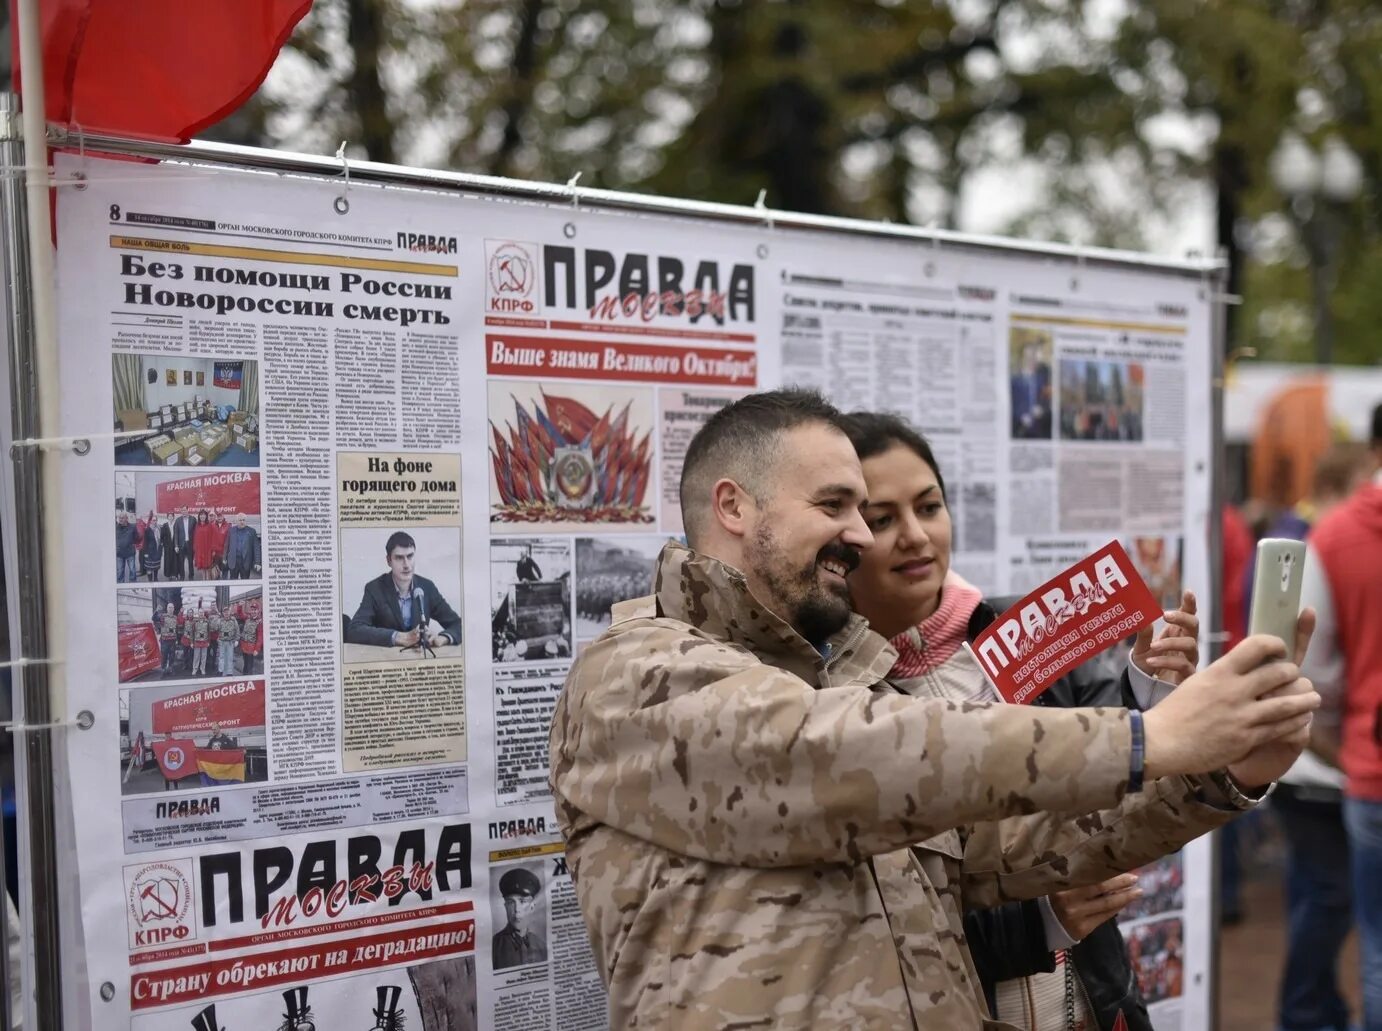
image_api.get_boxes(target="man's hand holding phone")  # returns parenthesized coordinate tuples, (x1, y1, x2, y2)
(1141, 610, 1318, 787)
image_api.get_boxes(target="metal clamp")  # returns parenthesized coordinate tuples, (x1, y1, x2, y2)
(334, 141, 351, 215)
(1, 710, 93, 733)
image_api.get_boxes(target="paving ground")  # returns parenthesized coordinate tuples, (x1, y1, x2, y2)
(1218, 854, 1361, 1031)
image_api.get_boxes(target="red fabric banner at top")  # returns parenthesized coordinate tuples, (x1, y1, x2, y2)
(13, 0, 313, 142)
(152, 680, 264, 736)
(154, 472, 260, 517)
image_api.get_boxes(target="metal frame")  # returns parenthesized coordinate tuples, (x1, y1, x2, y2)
(56, 128, 1224, 281)
(0, 94, 59, 1031)
(3, 124, 1232, 1030)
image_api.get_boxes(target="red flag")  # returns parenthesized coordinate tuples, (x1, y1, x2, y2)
(15, 0, 313, 142)
(589, 406, 613, 458)
(542, 390, 599, 442)
(151, 738, 198, 781)
(491, 449, 515, 506)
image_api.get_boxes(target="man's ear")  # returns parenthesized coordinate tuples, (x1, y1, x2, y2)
(710, 478, 755, 539)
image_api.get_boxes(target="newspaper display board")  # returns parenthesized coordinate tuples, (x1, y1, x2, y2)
(46, 153, 1216, 1030)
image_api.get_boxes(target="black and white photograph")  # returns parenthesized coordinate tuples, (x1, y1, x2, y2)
(112, 354, 261, 467)
(116, 585, 265, 683)
(490, 538, 572, 663)
(114, 470, 261, 583)
(489, 863, 549, 972)
(574, 536, 665, 640)
(339, 526, 464, 664)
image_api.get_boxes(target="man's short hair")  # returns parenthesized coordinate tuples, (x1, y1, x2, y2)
(1371, 401, 1382, 447)
(678, 388, 849, 547)
(385, 531, 416, 557)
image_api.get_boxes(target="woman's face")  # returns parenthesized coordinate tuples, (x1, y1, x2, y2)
(849, 444, 953, 637)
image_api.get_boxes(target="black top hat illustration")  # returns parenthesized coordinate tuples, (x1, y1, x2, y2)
(190, 1005, 225, 1031)
(373, 985, 403, 1030)
(280, 985, 313, 1029)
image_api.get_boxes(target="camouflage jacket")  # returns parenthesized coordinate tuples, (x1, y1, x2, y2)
(551, 543, 1248, 1029)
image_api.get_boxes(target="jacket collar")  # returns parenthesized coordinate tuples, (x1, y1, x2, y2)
(649, 541, 895, 684)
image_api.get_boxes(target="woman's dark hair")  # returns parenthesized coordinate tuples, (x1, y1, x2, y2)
(842, 411, 947, 500)
(197, 509, 209, 522)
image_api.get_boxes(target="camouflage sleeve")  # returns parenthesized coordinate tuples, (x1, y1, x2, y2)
(958, 772, 1241, 907)
(550, 620, 1140, 868)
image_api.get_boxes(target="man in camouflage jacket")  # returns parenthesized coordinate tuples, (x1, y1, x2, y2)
(551, 390, 1317, 1030)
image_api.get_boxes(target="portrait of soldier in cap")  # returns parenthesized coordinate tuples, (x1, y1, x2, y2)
(491, 865, 547, 970)
(276, 986, 313, 1031)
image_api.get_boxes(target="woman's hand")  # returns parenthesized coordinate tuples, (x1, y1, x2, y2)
(1132, 590, 1199, 685)
(1050, 874, 1143, 941)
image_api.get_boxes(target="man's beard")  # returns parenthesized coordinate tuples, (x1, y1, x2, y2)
(747, 524, 859, 644)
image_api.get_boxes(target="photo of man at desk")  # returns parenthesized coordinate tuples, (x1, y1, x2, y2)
(344, 530, 462, 654)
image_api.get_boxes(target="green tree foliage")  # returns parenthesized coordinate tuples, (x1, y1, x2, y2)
(210, 0, 1379, 363)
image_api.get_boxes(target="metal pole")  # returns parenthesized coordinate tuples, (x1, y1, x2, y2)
(0, 87, 62, 1030)
(1206, 257, 1231, 1031)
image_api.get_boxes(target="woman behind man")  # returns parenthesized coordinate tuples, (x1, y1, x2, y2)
(843, 411, 1200, 1031)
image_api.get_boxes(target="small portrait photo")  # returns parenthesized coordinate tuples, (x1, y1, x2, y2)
(490, 538, 572, 664)
(165, 368, 177, 386)
(490, 864, 548, 972)
(183, 370, 192, 386)
(1009, 326, 1054, 440)
(196, 371, 205, 387)
(1124, 535, 1183, 611)
(340, 526, 463, 664)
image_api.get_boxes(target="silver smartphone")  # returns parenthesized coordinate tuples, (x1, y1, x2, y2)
(1247, 538, 1306, 651)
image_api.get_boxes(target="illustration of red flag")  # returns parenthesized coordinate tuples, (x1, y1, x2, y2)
(542, 390, 599, 442)
(589, 406, 613, 457)
(491, 450, 516, 507)
(14, 0, 313, 142)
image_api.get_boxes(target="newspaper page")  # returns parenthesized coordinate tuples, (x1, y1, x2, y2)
(58, 156, 480, 1030)
(779, 237, 1215, 1030)
(778, 235, 1003, 589)
(54, 154, 777, 1030)
(474, 213, 765, 1030)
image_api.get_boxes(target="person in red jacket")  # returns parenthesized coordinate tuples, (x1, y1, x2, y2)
(1303, 402, 1382, 1031)
(209, 512, 230, 579)
(192, 510, 216, 580)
